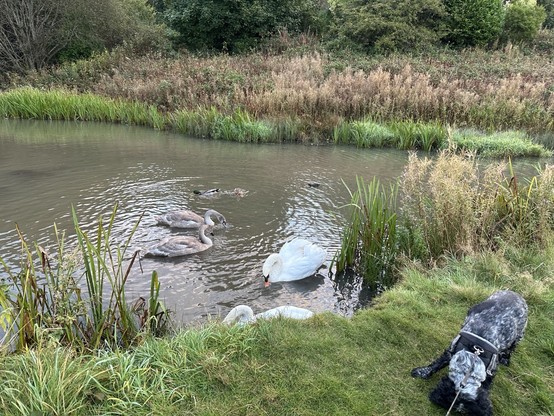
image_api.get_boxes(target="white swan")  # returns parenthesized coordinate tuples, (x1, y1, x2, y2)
(144, 223, 213, 257)
(155, 208, 226, 229)
(262, 238, 326, 287)
(223, 305, 314, 325)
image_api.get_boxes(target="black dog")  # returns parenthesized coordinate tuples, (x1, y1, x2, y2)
(411, 290, 528, 415)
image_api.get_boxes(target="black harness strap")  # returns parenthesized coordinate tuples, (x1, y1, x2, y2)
(450, 331, 499, 376)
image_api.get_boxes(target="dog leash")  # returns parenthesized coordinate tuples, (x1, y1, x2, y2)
(445, 347, 483, 416)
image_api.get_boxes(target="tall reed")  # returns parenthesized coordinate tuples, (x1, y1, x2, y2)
(334, 177, 398, 288)
(0, 204, 168, 352)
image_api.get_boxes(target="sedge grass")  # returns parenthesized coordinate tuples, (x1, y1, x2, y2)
(0, 245, 552, 415)
(0, 203, 168, 352)
(1, 87, 551, 155)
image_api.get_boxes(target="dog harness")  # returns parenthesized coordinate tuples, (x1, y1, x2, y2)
(449, 331, 499, 376)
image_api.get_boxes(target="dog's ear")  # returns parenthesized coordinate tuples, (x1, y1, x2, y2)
(429, 377, 457, 409)
(462, 388, 493, 416)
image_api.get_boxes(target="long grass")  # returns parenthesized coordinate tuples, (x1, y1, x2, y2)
(336, 152, 554, 285)
(0, 204, 168, 352)
(6, 43, 554, 138)
(0, 244, 552, 415)
(1, 87, 552, 154)
(334, 177, 398, 288)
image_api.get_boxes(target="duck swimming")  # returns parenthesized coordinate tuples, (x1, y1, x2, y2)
(222, 304, 314, 325)
(155, 208, 226, 229)
(262, 238, 326, 287)
(144, 223, 213, 257)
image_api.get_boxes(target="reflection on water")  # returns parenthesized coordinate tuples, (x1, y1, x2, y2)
(3, 119, 542, 325)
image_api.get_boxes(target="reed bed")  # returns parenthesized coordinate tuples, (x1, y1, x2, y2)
(1, 87, 551, 154)
(8, 46, 553, 138)
(337, 152, 554, 285)
(0, 204, 168, 353)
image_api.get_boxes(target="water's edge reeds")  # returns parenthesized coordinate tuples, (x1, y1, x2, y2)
(0, 204, 168, 353)
(0, 87, 551, 157)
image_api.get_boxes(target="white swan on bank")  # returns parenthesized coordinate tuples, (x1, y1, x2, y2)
(223, 305, 314, 325)
(144, 223, 213, 257)
(155, 209, 226, 229)
(262, 238, 327, 287)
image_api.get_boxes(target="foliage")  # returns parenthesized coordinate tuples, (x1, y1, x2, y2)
(56, 0, 170, 63)
(0, 0, 168, 73)
(538, 0, 554, 27)
(0, 204, 169, 352)
(443, 0, 505, 47)
(162, 0, 325, 52)
(502, 0, 547, 43)
(327, 0, 446, 53)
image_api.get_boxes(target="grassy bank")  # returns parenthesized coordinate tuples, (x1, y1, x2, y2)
(0, 87, 551, 157)
(2, 40, 554, 149)
(0, 245, 552, 415)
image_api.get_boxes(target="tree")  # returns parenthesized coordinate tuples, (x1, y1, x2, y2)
(327, 0, 447, 53)
(0, 0, 78, 73)
(503, 0, 546, 43)
(162, 0, 325, 52)
(443, 0, 505, 47)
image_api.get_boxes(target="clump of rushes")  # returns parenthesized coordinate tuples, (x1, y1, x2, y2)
(0, 87, 167, 127)
(334, 177, 398, 288)
(0, 204, 168, 352)
(399, 151, 554, 262)
(337, 152, 554, 283)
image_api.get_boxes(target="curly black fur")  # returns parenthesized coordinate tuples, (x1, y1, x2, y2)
(411, 290, 528, 416)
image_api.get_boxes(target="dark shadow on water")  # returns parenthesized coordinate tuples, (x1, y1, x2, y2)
(329, 268, 382, 316)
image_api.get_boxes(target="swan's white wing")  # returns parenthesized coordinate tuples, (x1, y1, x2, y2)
(223, 305, 255, 325)
(278, 238, 311, 258)
(303, 242, 327, 266)
(256, 306, 314, 320)
(156, 210, 202, 228)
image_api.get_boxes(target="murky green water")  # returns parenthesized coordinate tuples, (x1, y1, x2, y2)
(0, 119, 438, 323)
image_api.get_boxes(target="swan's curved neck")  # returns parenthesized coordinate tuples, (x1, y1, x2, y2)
(199, 226, 213, 245)
(223, 305, 255, 324)
(264, 254, 283, 278)
(203, 211, 216, 226)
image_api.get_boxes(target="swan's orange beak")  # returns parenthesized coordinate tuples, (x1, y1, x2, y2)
(263, 275, 270, 287)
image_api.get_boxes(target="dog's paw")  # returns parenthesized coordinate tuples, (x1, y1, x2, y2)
(499, 355, 511, 366)
(411, 367, 433, 379)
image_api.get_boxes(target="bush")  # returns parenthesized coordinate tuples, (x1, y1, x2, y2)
(537, 0, 554, 27)
(502, 0, 547, 43)
(327, 0, 446, 53)
(57, 0, 170, 63)
(163, 0, 325, 52)
(443, 0, 505, 47)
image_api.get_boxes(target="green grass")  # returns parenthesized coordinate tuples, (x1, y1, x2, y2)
(449, 128, 552, 158)
(0, 204, 168, 352)
(0, 245, 552, 415)
(1, 87, 552, 155)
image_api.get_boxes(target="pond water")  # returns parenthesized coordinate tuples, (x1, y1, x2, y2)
(1, 119, 542, 325)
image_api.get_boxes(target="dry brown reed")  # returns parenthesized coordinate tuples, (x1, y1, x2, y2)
(11, 46, 554, 138)
(399, 151, 554, 261)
